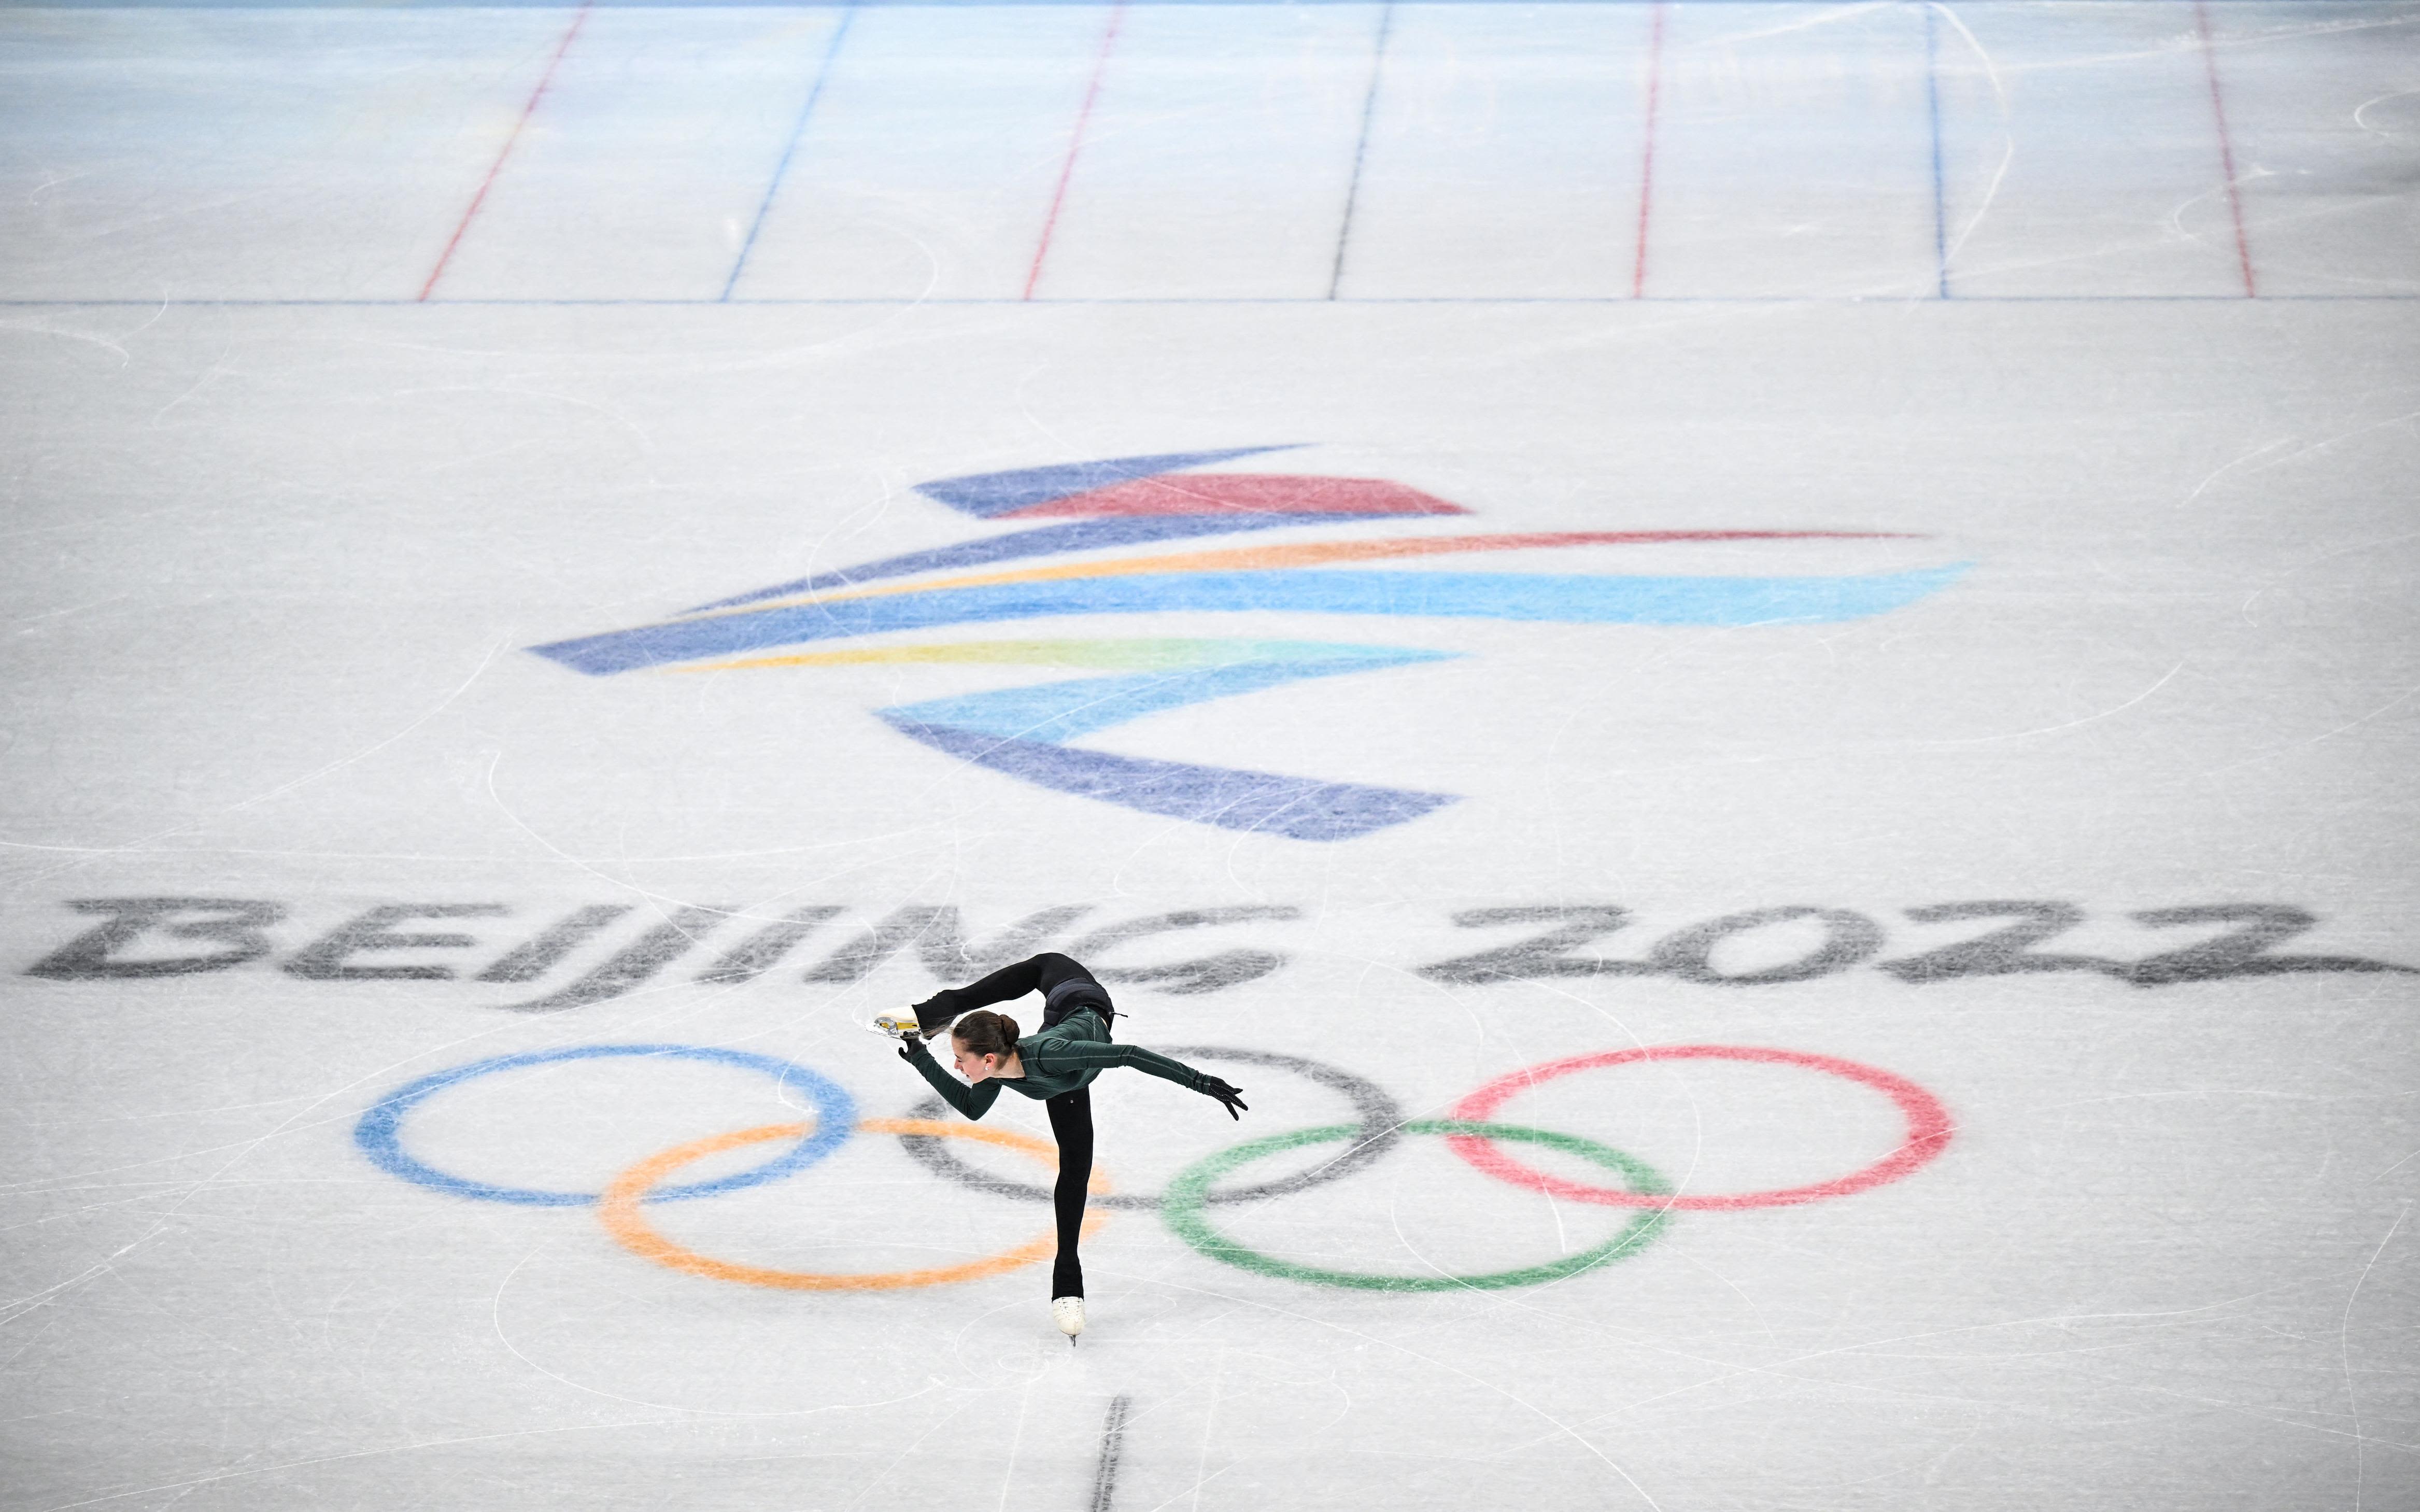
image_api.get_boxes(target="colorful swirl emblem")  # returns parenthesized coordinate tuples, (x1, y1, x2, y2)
(534, 446, 1966, 839)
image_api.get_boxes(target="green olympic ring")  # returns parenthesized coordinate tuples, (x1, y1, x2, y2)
(1161, 1119, 1674, 1292)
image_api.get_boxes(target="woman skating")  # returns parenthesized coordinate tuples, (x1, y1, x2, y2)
(872, 952, 1248, 1337)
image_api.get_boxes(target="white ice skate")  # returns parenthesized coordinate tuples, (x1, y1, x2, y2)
(1052, 1296, 1085, 1340)
(866, 1009, 925, 1041)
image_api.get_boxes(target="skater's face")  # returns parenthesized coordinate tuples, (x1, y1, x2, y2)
(951, 1038, 1009, 1083)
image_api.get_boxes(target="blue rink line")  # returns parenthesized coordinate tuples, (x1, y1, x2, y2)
(1921, 4, 1949, 302)
(1326, 0, 1394, 303)
(720, 5, 857, 302)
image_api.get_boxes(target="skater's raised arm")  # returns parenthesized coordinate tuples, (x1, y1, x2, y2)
(1024, 1040, 1207, 1093)
(1020, 1040, 1250, 1120)
(899, 1035, 1002, 1120)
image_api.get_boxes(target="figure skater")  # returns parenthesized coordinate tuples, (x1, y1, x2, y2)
(870, 952, 1247, 1339)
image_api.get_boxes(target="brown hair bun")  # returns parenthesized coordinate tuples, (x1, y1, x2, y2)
(951, 1010, 1021, 1060)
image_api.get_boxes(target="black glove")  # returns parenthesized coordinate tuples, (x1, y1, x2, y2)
(1199, 1076, 1248, 1120)
(898, 1031, 924, 1063)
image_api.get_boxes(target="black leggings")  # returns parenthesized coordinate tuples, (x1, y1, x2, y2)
(912, 950, 1110, 1037)
(918, 953, 1109, 1299)
(1046, 1086, 1094, 1299)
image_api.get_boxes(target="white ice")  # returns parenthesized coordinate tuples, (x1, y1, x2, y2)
(1, 4, 2416, 1510)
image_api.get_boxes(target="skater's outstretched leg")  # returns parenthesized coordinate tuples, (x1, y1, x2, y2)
(907, 952, 1103, 1038)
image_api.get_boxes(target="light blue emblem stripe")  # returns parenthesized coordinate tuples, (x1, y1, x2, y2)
(533, 564, 1971, 677)
(880, 715, 1457, 843)
(887, 647, 1456, 744)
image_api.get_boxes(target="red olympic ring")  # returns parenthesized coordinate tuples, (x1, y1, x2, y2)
(1447, 1044, 1953, 1211)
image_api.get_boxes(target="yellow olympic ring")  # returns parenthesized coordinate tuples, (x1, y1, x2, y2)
(598, 1118, 1111, 1292)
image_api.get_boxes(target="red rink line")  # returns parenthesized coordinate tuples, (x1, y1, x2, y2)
(1630, 2, 1668, 299)
(1024, 1, 1128, 302)
(2192, 0, 2257, 298)
(418, 2, 595, 302)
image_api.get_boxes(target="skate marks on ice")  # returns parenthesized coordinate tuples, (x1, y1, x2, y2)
(1088, 1392, 1131, 1512)
(532, 447, 1964, 840)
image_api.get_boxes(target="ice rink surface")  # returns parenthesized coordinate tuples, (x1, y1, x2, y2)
(3, 1, 2418, 1508)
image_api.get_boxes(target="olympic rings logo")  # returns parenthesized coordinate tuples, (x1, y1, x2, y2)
(354, 1042, 1954, 1294)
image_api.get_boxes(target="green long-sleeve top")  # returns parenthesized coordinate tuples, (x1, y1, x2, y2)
(903, 1012, 1213, 1120)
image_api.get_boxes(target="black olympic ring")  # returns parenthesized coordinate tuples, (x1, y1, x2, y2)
(895, 1045, 1405, 1211)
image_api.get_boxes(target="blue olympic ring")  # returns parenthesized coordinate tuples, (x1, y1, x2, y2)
(355, 1044, 856, 1207)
